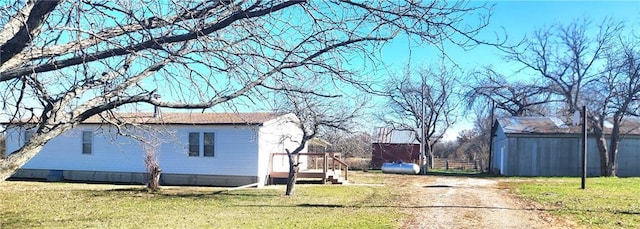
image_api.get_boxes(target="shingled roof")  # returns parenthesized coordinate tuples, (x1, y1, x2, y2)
(82, 112, 284, 125)
(498, 116, 640, 135)
(3, 112, 286, 125)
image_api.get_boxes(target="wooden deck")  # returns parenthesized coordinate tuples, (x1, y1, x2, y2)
(269, 153, 348, 184)
(269, 169, 341, 179)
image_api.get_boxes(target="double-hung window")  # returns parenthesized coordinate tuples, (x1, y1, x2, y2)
(203, 133, 215, 157)
(82, 131, 92, 154)
(188, 133, 200, 157)
(188, 132, 215, 157)
(23, 129, 34, 144)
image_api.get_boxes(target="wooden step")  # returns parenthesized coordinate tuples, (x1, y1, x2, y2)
(326, 175, 348, 185)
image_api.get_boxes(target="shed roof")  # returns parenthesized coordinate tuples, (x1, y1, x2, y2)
(308, 138, 332, 147)
(372, 127, 420, 144)
(498, 117, 579, 134)
(498, 116, 640, 135)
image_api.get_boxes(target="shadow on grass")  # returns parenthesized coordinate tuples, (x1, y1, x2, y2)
(181, 190, 278, 197)
(286, 203, 640, 216)
(1, 211, 102, 229)
(7, 177, 146, 186)
(87, 186, 279, 199)
(426, 171, 501, 178)
(238, 203, 549, 212)
(161, 191, 279, 198)
(101, 187, 148, 192)
(423, 185, 453, 188)
(297, 203, 345, 208)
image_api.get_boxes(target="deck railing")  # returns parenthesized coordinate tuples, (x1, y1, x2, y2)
(269, 152, 348, 183)
(329, 153, 349, 181)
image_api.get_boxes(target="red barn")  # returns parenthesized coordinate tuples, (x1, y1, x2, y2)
(371, 128, 421, 168)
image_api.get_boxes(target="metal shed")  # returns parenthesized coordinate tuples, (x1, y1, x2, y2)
(491, 117, 640, 177)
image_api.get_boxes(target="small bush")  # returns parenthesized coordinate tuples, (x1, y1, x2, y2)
(345, 157, 371, 171)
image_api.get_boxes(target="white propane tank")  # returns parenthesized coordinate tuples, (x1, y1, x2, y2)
(381, 161, 420, 175)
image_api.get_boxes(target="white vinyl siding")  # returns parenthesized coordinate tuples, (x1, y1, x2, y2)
(257, 114, 306, 185)
(4, 120, 297, 180)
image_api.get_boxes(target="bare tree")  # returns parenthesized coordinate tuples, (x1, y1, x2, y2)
(503, 19, 623, 116)
(276, 91, 362, 196)
(453, 108, 492, 169)
(380, 65, 461, 169)
(433, 106, 492, 169)
(0, 1, 494, 181)
(467, 68, 556, 116)
(584, 37, 640, 176)
(499, 18, 640, 176)
(322, 131, 372, 158)
(432, 141, 456, 159)
(95, 121, 169, 190)
(141, 137, 161, 191)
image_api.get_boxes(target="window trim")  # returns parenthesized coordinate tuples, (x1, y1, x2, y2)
(188, 132, 200, 157)
(82, 131, 93, 154)
(188, 132, 215, 157)
(23, 129, 35, 145)
(203, 132, 215, 157)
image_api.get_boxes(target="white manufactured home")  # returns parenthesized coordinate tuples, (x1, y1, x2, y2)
(3, 112, 307, 187)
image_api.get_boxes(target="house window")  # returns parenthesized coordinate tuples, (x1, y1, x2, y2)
(203, 133, 215, 157)
(188, 132, 215, 157)
(188, 132, 199, 157)
(23, 129, 35, 144)
(82, 131, 92, 154)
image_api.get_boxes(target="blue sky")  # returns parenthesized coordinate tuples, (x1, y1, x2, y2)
(6, 1, 639, 139)
(373, 1, 640, 141)
(380, 1, 640, 73)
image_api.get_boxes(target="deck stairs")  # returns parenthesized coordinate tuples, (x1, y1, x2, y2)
(326, 170, 347, 185)
(269, 152, 349, 185)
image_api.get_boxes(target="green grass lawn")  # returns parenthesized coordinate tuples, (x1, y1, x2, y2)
(504, 177, 640, 228)
(1, 174, 401, 228)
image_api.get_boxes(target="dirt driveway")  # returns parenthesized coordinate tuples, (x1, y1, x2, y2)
(385, 174, 574, 229)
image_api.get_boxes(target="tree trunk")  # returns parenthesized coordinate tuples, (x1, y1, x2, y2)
(427, 143, 434, 170)
(147, 166, 161, 191)
(143, 141, 162, 191)
(608, 147, 617, 177)
(608, 119, 622, 177)
(285, 149, 299, 196)
(594, 132, 611, 176)
(0, 142, 45, 181)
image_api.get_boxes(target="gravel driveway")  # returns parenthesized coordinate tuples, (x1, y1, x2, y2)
(391, 175, 574, 228)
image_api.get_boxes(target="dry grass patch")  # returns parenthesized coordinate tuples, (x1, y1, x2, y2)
(1, 173, 403, 228)
(502, 177, 640, 228)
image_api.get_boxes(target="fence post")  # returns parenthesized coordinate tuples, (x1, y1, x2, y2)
(323, 153, 328, 184)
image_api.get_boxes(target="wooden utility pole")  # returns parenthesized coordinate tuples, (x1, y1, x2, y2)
(488, 101, 495, 173)
(420, 76, 427, 175)
(581, 105, 587, 189)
